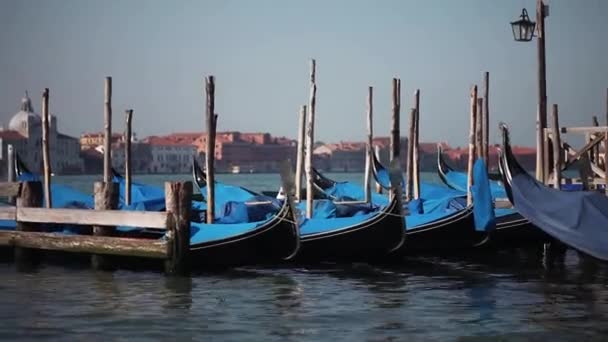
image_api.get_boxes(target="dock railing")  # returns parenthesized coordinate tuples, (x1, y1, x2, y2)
(0, 180, 192, 275)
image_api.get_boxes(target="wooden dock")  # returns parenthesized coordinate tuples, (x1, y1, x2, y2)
(0, 180, 192, 275)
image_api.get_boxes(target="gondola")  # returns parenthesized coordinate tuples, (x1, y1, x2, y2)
(436, 145, 550, 248)
(192, 159, 406, 261)
(499, 123, 608, 261)
(311, 154, 480, 253)
(8, 154, 302, 268)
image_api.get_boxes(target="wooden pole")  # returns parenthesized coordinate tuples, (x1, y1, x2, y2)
(413, 89, 420, 200)
(164, 181, 192, 275)
(551, 104, 562, 189)
(205, 76, 216, 224)
(405, 108, 416, 202)
(14, 181, 43, 265)
(476, 98, 484, 160)
(91, 181, 119, 270)
(103, 77, 112, 183)
(592, 116, 600, 166)
(390, 78, 400, 162)
(483, 71, 490, 168)
(467, 85, 478, 206)
(41, 88, 52, 208)
(536, 0, 548, 183)
(7, 144, 15, 204)
(374, 145, 383, 194)
(294, 105, 307, 202)
(364, 86, 373, 204)
(389, 78, 400, 200)
(124, 109, 133, 206)
(305, 59, 317, 219)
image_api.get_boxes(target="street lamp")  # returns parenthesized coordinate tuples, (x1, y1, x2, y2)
(510, 0, 549, 182)
(510, 9, 536, 42)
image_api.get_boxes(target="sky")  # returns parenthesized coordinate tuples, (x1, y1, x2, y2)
(0, 0, 607, 147)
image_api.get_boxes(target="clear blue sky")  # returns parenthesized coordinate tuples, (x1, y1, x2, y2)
(1, 0, 607, 147)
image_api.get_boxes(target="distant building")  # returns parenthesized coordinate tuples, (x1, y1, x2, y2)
(0, 92, 83, 176)
(141, 136, 197, 174)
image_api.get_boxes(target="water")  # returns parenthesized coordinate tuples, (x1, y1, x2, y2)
(1, 173, 607, 341)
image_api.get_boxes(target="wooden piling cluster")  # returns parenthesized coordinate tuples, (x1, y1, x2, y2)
(0, 180, 192, 274)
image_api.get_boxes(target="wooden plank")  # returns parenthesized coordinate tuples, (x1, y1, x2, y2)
(17, 207, 169, 229)
(0, 207, 16, 220)
(562, 133, 605, 169)
(495, 200, 513, 209)
(0, 182, 21, 197)
(0, 231, 167, 259)
(545, 126, 608, 134)
(15, 181, 43, 264)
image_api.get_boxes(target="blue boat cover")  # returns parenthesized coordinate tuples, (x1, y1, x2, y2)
(472, 159, 495, 232)
(443, 167, 508, 200)
(508, 161, 608, 261)
(311, 175, 469, 230)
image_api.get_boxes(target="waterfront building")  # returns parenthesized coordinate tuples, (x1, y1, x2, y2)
(0, 92, 83, 176)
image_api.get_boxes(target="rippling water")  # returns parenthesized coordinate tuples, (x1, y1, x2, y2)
(1, 173, 607, 340)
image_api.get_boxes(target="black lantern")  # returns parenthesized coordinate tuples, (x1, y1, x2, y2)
(510, 8, 536, 42)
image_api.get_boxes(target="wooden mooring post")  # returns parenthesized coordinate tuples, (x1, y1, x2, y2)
(295, 105, 307, 201)
(14, 181, 43, 265)
(7, 145, 15, 204)
(483, 72, 490, 168)
(91, 181, 119, 270)
(592, 116, 600, 165)
(103, 77, 112, 183)
(476, 98, 484, 160)
(405, 108, 415, 202)
(413, 89, 420, 200)
(551, 104, 562, 189)
(364, 86, 373, 204)
(124, 109, 133, 206)
(205, 76, 217, 223)
(41, 88, 52, 208)
(164, 181, 192, 275)
(389, 78, 400, 200)
(305, 59, 317, 219)
(467, 85, 478, 206)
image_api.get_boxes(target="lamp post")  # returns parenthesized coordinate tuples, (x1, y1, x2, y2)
(511, 0, 548, 182)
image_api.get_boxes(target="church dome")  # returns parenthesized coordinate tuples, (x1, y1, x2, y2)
(8, 92, 41, 133)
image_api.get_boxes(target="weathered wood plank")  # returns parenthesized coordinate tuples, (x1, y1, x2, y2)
(552, 104, 562, 188)
(17, 207, 169, 229)
(205, 76, 217, 223)
(0, 182, 21, 197)
(543, 126, 608, 134)
(125, 109, 133, 206)
(0, 207, 16, 220)
(364, 86, 373, 204)
(0, 231, 167, 259)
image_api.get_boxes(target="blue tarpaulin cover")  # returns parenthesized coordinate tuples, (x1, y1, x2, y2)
(507, 156, 608, 261)
(472, 159, 495, 232)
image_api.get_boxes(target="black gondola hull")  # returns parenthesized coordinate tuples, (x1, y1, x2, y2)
(189, 204, 300, 268)
(398, 206, 479, 254)
(295, 198, 405, 262)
